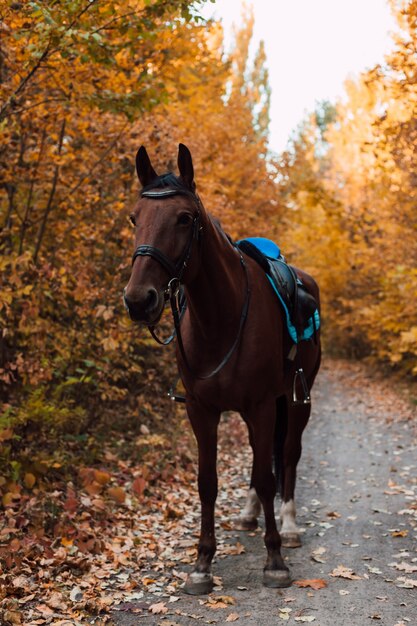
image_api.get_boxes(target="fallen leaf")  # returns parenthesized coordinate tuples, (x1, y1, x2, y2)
(212, 595, 236, 605)
(23, 473, 36, 489)
(294, 579, 327, 590)
(47, 591, 67, 610)
(12, 575, 30, 589)
(149, 602, 168, 615)
(226, 613, 239, 622)
(132, 476, 147, 498)
(391, 530, 408, 537)
(295, 617, 315, 623)
(107, 486, 126, 504)
(61, 536, 73, 547)
(396, 576, 417, 588)
(94, 470, 111, 485)
(3, 610, 22, 625)
(311, 547, 326, 563)
(389, 561, 417, 573)
(330, 565, 362, 580)
(326, 511, 341, 519)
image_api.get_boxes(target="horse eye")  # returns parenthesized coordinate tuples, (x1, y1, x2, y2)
(177, 213, 193, 226)
(129, 215, 136, 226)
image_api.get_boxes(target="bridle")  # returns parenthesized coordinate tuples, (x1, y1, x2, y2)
(131, 188, 202, 290)
(124, 187, 251, 382)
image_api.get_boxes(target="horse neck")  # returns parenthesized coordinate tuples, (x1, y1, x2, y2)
(184, 215, 245, 339)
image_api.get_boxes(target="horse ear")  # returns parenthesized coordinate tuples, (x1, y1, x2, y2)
(136, 146, 158, 187)
(178, 143, 195, 190)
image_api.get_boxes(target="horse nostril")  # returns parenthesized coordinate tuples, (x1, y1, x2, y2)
(144, 288, 158, 312)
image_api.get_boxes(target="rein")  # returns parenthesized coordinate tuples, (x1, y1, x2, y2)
(129, 188, 251, 382)
(169, 249, 250, 381)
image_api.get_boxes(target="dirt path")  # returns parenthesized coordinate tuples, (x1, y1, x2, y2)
(112, 361, 417, 626)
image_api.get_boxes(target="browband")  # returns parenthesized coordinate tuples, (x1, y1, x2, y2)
(141, 189, 189, 199)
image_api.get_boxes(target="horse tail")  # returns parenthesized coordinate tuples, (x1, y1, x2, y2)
(274, 395, 288, 497)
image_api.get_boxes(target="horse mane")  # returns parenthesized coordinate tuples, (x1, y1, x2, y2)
(210, 214, 234, 246)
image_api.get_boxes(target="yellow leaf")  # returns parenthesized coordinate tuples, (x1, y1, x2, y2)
(2, 492, 16, 506)
(23, 473, 36, 489)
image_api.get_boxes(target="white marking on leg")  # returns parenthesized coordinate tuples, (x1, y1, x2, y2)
(241, 487, 261, 520)
(280, 499, 299, 535)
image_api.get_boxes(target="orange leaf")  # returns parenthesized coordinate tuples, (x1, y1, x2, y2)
(61, 537, 74, 547)
(94, 470, 111, 485)
(0, 428, 14, 442)
(107, 486, 126, 504)
(294, 579, 327, 590)
(85, 481, 103, 496)
(132, 476, 146, 498)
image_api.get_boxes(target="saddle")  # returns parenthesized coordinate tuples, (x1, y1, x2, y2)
(236, 237, 319, 345)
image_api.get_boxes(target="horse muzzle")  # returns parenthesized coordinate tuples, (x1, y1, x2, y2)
(123, 286, 164, 325)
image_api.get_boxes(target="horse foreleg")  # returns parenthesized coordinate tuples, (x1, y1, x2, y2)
(183, 403, 220, 595)
(280, 402, 310, 548)
(249, 399, 291, 588)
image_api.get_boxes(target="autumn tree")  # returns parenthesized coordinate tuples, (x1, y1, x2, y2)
(278, 0, 417, 375)
(0, 1, 279, 478)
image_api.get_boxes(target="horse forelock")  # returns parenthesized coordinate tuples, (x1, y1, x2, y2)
(141, 172, 194, 197)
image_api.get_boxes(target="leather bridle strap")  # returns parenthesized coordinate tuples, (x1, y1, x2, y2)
(132, 245, 177, 276)
(131, 213, 200, 283)
(128, 186, 250, 380)
(170, 248, 251, 380)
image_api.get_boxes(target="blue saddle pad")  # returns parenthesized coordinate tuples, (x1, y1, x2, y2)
(243, 237, 281, 259)
(237, 237, 320, 344)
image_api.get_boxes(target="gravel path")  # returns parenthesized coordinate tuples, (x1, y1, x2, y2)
(111, 360, 417, 626)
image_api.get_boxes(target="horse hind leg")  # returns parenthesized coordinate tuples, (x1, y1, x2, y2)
(238, 420, 261, 530)
(248, 398, 291, 588)
(279, 400, 311, 548)
(239, 486, 262, 530)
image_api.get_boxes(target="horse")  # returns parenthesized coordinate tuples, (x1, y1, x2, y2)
(123, 144, 321, 594)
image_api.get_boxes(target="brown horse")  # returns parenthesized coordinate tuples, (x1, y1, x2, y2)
(124, 144, 321, 594)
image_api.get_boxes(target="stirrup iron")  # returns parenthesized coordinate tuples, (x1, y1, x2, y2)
(292, 368, 311, 405)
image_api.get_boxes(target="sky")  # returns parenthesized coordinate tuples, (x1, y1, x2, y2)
(201, 0, 397, 153)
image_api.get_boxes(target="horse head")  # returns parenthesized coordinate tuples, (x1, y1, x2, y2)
(123, 144, 202, 324)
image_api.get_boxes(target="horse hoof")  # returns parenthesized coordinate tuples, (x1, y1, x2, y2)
(235, 517, 258, 531)
(263, 568, 292, 588)
(280, 532, 302, 548)
(183, 572, 214, 595)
